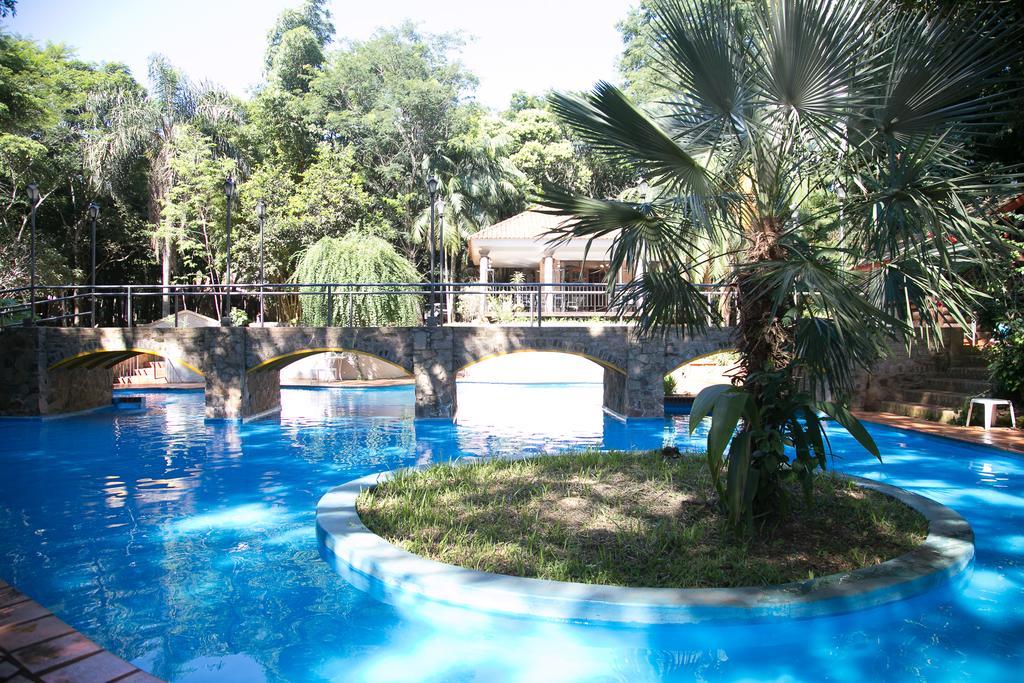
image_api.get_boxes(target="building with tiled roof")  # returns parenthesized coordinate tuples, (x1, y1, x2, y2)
(467, 209, 627, 286)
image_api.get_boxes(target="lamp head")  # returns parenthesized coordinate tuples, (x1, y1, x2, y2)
(426, 176, 439, 196)
(26, 183, 40, 205)
(224, 176, 236, 200)
(256, 200, 266, 219)
(436, 199, 445, 218)
(88, 202, 100, 219)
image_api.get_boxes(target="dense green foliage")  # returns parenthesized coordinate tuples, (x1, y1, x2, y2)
(0, 0, 633, 309)
(985, 231, 1024, 402)
(988, 319, 1024, 402)
(292, 234, 421, 326)
(542, 0, 1023, 531)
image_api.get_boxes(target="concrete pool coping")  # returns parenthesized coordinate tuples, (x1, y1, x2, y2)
(316, 466, 975, 625)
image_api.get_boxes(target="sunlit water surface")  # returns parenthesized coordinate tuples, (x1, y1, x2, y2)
(1, 384, 1023, 682)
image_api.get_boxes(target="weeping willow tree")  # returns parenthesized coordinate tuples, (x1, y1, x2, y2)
(293, 233, 421, 326)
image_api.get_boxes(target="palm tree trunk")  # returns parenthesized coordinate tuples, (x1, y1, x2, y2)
(736, 219, 790, 391)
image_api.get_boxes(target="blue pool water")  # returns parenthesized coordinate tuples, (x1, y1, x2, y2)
(1, 383, 1022, 682)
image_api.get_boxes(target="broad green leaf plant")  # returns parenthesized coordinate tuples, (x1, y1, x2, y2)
(541, 0, 1023, 531)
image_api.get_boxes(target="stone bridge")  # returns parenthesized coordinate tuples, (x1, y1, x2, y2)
(0, 326, 735, 420)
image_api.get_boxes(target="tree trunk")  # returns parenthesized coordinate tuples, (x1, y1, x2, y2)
(736, 218, 790, 392)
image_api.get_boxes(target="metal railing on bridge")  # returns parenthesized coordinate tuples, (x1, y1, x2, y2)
(0, 282, 736, 329)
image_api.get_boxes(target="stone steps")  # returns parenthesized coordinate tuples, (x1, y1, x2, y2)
(876, 400, 960, 424)
(892, 389, 972, 410)
(943, 366, 990, 380)
(902, 376, 991, 394)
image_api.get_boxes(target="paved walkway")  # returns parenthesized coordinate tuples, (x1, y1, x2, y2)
(0, 580, 159, 683)
(855, 411, 1024, 454)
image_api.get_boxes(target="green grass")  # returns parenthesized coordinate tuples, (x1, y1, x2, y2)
(357, 451, 928, 589)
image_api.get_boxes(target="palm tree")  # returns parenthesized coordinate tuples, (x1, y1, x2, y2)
(411, 130, 523, 281)
(540, 0, 1023, 530)
(83, 55, 242, 315)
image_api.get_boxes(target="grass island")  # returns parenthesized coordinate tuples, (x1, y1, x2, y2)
(357, 451, 929, 589)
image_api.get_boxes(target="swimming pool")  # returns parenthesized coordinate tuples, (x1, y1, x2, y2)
(1, 384, 1021, 682)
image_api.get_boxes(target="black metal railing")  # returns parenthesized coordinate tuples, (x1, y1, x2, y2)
(0, 282, 737, 329)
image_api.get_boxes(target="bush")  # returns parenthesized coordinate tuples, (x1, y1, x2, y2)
(230, 307, 250, 327)
(988, 317, 1024, 402)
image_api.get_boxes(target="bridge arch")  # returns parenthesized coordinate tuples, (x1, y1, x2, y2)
(247, 347, 413, 376)
(49, 348, 206, 377)
(457, 348, 625, 376)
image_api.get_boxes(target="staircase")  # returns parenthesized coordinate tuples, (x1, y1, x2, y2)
(876, 350, 993, 425)
(115, 359, 168, 386)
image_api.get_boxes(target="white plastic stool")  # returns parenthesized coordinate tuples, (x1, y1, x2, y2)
(966, 398, 1017, 431)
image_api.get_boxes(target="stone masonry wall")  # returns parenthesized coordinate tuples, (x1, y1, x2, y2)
(0, 328, 42, 416)
(853, 328, 965, 410)
(0, 325, 739, 421)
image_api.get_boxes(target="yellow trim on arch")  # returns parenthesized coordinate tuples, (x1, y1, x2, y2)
(457, 349, 626, 375)
(48, 348, 206, 377)
(665, 348, 739, 375)
(247, 347, 413, 375)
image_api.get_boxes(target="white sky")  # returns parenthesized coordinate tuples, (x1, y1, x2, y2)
(4, 0, 637, 110)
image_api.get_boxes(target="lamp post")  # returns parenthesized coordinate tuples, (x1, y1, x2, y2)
(223, 176, 236, 325)
(26, 183, 40, 326)
(437, 198, 447, 324)
(256, 199, 266, 326)
(426, 176, 439, 325)
(88, 202, 100, 326)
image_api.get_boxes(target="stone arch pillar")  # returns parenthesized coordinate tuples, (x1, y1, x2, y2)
(413, 327, 457, 419)
(602, 334, 666, 419)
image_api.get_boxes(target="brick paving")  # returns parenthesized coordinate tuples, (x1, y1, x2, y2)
(855, 411, 1024, 454)
(0, 580, 159, 683)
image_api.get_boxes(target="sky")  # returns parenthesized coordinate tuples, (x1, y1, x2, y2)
(3, 0, 638, 110)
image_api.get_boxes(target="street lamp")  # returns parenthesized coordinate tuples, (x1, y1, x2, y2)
(436, 198, 447, 324)
(223, 176, 236, 325)
(88, 202, 100, 326)
(26, 183, 40, 326)
(256, 199, 266, 326)
(436, 198, 446, 283)
(426, 176, 439, 325)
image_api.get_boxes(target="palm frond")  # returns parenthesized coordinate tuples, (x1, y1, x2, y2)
(548, 81, 712, 197)
(866, 4, 1024, 139)
(647, 0, 751, 139)
(537, 184, 710, 278)
(611, 266, 716, 337)
(755, 0, 877, 135)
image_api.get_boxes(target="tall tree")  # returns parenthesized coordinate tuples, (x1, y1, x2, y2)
(542, 0, 1023, 530)
(83, 55, 243, 314)
(306, 23, 478, 265)
(264, 0, 335, 93)
(1, 33, 149, 294)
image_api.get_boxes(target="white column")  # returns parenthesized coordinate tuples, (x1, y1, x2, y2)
(478, 250, 490, 283)
(478, 249, 490, 318)
(542, 253, 555, 312)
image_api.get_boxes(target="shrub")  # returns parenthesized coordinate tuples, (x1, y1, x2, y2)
(988, 318, 1024, 402)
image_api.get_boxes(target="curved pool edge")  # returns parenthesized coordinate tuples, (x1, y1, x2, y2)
(315, 470, 975, 626)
